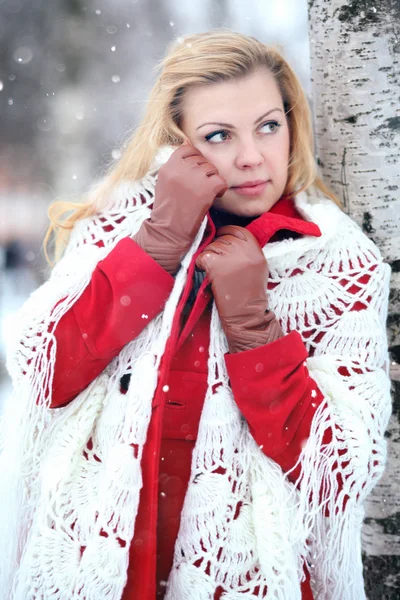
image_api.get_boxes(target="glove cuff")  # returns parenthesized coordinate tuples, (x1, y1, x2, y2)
(225, 310, 284, 354)
(132, 220, 188, 276)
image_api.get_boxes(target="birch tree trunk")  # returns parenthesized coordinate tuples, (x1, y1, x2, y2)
(308, 1, 400, 598)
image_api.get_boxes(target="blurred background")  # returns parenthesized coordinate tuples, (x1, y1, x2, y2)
(0, 0, 311, 409)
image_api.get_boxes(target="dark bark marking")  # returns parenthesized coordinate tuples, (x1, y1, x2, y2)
(370, 116, 400, 143)
(364, 512, 400, 536)
(362, 211, 375, 233)
(391, 380, 400, 422)
(363, 553, 400, 599)
(340, 147, 350, 213)
(336, 0, 400, 33)
(388, 315, 400, 353)
(391, 344, 400, 363)
(386, 116, 400, 131)
(389, 260, 400, 273)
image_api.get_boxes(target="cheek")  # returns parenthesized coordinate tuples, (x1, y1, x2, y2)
(273, 134, 290, 176)
(283, 129, 291, 161)
(195, 145, 229, 176)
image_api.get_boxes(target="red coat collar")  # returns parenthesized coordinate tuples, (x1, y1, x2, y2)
(208, 194, 321, 246)
(246, 195, 321, 246)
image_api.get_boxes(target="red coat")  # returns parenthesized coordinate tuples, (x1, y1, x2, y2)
(49, 196, 332, 599)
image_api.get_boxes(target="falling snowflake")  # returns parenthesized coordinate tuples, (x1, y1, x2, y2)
(13, 47, 33, 65)
(120, 295, 131, 306)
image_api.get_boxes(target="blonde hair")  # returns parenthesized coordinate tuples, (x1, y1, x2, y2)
(44, 29, 340, 264)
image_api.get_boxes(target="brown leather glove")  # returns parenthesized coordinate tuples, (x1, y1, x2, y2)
(195, 225, 284, 353)
(133, 143, 228, 276)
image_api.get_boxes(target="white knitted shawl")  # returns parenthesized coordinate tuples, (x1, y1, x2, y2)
(0, 147, 392, 600)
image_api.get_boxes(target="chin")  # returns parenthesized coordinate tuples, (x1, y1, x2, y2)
(234, 205, 264, 217)
(216, 196, 273, 217)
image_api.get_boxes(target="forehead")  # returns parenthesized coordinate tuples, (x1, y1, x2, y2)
(181, 69, 283, 127)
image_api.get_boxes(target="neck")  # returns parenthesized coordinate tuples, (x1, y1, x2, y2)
(209, 206, 259, 229)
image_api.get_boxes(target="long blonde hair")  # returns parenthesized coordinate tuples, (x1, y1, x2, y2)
(44, 29, 340, 264)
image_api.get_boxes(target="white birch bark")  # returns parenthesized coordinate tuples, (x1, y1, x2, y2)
(308, 1, 400, 597)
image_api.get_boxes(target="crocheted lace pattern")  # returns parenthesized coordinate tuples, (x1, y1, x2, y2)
(0, 154, 391, 600)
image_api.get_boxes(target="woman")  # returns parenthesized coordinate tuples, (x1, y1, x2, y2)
(0, 30, 392, 600)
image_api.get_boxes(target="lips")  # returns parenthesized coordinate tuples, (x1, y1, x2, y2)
(232, 179, 269, 188)
(231, 180, 270, 197)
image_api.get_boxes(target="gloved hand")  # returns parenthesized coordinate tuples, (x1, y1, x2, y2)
(133, 143, 228, 276)
(195, 225, 283, 353)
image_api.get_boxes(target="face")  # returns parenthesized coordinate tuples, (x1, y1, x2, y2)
(180, 68, 291, 217)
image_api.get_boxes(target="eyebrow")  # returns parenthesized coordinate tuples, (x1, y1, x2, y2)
(196, 108, 283, 131)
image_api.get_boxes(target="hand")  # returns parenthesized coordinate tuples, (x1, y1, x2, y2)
(195, 225, 283, 353)
(133, 142, 228, 276)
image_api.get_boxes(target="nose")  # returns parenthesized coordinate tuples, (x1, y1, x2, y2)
(235, 138, 264, 169)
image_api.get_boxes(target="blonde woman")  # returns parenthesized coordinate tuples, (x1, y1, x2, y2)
(0, 30, 391, 600)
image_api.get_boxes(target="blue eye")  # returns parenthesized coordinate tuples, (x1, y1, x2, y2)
(204, 120, 281, 144)
(204, 130, 230, 143)
(260, 120, 281, 133)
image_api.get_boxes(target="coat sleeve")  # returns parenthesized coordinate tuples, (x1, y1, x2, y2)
(49, 237, 174, 408)
(225, 330, 326, 482)
(225, 256, 392, 512)
(225, 333, 349, 515)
